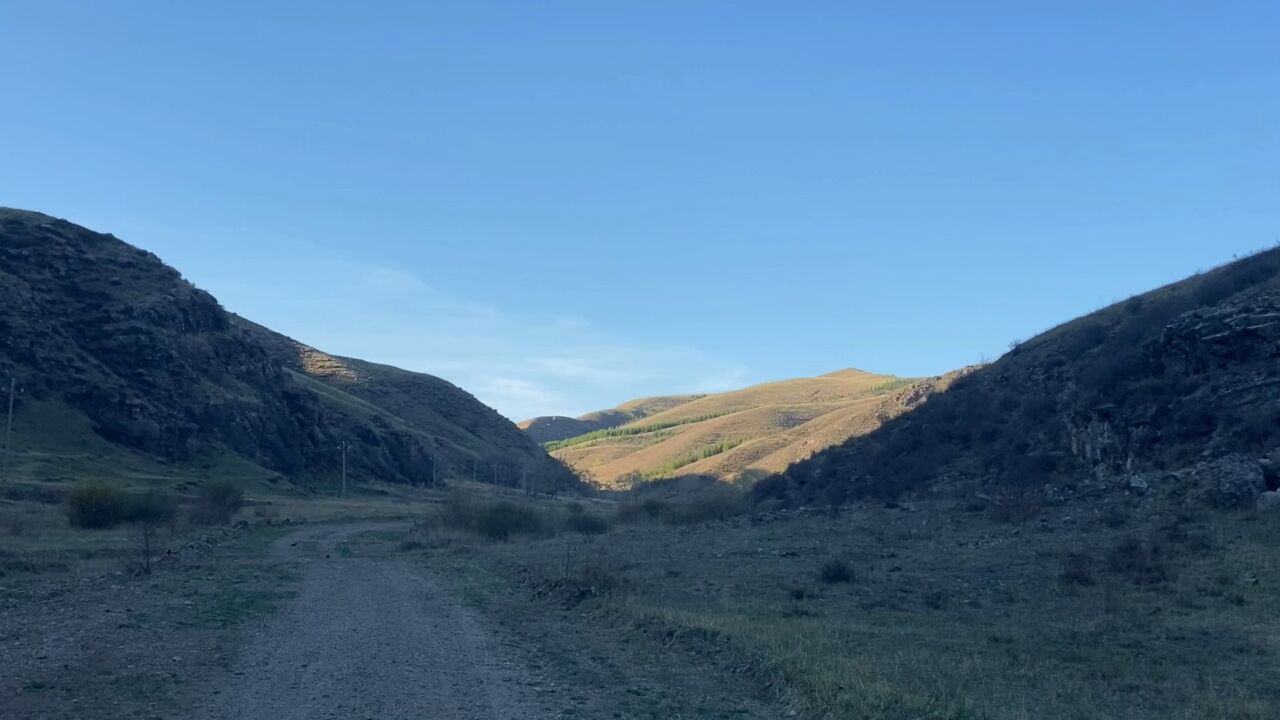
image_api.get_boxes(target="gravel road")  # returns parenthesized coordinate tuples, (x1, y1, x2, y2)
(194, 523, 548, 720)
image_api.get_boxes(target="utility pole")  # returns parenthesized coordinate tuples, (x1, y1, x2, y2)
(3, 378, 16, 482)
(339, 440, 349, 498)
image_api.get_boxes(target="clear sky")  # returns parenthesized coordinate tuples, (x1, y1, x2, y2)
(2, 2, 1277, 420)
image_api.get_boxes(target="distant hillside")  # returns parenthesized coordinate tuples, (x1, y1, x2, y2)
(532, 369, 965, 487)
(0, 208, 577, 493)
(758, 247, 1280, 509)
(518, 394, 703, 444)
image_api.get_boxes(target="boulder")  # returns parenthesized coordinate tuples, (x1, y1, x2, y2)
(1258, 491, 1280, 511)
(1189, 455, 1267, 509)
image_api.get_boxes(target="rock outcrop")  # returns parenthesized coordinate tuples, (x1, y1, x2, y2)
(0, 208, 578, 491)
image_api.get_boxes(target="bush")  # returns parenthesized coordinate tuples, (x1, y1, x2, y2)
(437, 490, 548, 541)
(1107, 536, 1172, 585)
(663, 489, 747, 525)
(818, 558, 855, 584)
(474, 501, 544, 540)
(564, 511, 611, 535)
(66, 481, 132, 529)
(615, 498, 671, 523)
(130, 491, 176, 526)
(189, 480, 244, 525)
(1059, 553, 1096, 586)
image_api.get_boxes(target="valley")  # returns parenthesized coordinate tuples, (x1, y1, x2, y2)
(3, 211, 1279, 719)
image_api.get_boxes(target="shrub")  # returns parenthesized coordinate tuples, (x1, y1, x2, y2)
(189, 480, 244, 525)
(130, 492, 176, 526)
(923, 587, 950, 610)
(564, 511, 611, 535)
(818, 558, 855, 584)
(474, 501, 544, 540)
(1107, 536, 1171, 585)
(664, 489, 747, 525)
(1059, 553, 1096, 586)
(66, 481, 132, 529)
(437, 490, 548, 541)
(615, 498, 671, 523)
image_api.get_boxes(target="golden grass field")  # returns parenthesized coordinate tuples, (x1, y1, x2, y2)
(549, 369, 953, 487)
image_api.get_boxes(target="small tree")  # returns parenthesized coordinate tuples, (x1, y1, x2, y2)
(130, 492, 176, 574)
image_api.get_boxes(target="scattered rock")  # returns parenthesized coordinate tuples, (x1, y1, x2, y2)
(1257, 491, 1280, 511)
(1125, 475, 1151, 495)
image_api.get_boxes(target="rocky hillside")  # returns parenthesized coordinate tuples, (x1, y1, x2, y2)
(535, 369, 966, 487)
(0, 208, 577, 492)
(758, 247, 1280, 510)
(518, 394, 704, 444)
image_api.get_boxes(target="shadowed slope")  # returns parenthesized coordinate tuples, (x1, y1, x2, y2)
(759, 246, 1280, 507)
(0, 208, 577, 492)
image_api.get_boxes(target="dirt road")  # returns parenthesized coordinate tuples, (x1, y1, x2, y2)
(194, 523, 548, 720)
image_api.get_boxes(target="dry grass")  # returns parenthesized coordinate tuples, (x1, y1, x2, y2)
(550, 369, 933, 486)
(444, 498, 1280, 720)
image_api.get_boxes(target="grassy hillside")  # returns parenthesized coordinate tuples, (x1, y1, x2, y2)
(540, 369, 965, 487)
(0, 208, 578, 495)
(518, 394, 703, 444)
(759, 246, 1280, 509)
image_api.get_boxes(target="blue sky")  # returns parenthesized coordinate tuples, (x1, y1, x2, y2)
(2, 2, 1277, 420)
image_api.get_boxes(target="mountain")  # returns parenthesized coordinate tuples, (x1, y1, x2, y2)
(757, 247, 1280, 509)
(528, 368, 965, 487)
(518, 394, 705, 444)
(0, 208, 577, 492)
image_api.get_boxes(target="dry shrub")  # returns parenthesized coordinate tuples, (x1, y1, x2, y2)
(1107, 536, 1172, 585)
(189, 480, 244, 525)
(66, 481, 132, 529)
(663, 488, 747, 525)
(818, 558, 856, 584)
(438, 489, 548, 541)
(1059, 553, 1096, 586)
(564, 511, 611, 535)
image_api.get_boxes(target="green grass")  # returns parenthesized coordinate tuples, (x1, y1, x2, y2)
(646, 438, 746, 478)
(865, 377, 920, 395)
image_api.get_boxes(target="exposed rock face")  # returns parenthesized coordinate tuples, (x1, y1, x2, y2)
(1158, 291, 1280, 371)
(1065, 407, 1133, 472)
(0, 208, 578, 491)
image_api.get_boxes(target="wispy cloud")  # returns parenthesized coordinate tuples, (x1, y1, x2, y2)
(105, 219, 749, 421)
